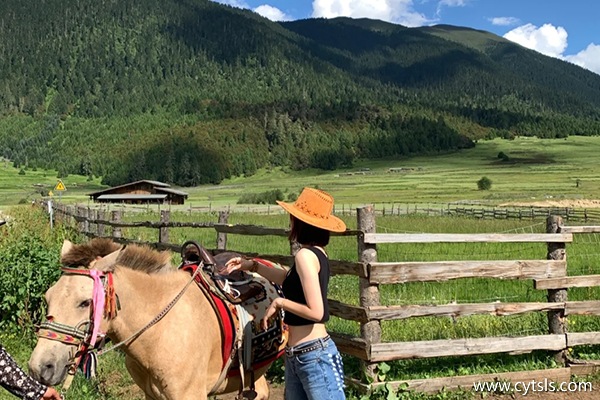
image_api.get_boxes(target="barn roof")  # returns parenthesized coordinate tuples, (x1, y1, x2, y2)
(87, 180, 171, 196)
(155, 187, 189, 197)
(96, 194, 168, 201)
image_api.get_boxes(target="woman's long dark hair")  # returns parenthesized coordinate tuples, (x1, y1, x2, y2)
(288, 216, 330, 246)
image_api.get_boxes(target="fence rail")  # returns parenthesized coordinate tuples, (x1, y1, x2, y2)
(40, 200, 600, 394)
(79, 200, 600, 221)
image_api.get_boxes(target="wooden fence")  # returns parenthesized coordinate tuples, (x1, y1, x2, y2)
(82, 200, 600, 221)
(41, 201, 600, 393)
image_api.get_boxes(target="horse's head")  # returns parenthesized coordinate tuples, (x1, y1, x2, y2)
(29, 238, 122, 386)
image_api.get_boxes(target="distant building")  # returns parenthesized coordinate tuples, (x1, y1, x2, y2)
(87, 180, 188, 205)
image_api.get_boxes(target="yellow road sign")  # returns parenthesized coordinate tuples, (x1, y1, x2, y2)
(54, 180, 67, 191)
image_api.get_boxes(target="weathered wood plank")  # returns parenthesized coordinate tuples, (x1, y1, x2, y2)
(372, 368, 572, 393)
(329, 332, 369, 360)
(213, 224, 288, 236)
(364, 233, 572, 244)
(329, 260, 368, 277)
(565, 301, 600, 316)
(561, 226, 600, 234)
(567, 332, 600, 347)
(328, 300, 368, 323)
(535, 275, 600, 290)
(370, 335, 566, 361)
(570, 363, 600, 376)
(369, 260, 567, 284)
(367, 302, 564, 320)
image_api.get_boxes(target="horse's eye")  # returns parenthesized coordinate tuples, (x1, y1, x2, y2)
(79, 299, 92, 308)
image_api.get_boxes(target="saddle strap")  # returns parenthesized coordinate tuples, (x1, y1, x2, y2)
(209, 305, 247, 395)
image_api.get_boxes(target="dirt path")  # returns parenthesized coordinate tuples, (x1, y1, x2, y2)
(213, 382, 598, 399)
(499, 199, 600, 208)
(216, 382, 600, 400)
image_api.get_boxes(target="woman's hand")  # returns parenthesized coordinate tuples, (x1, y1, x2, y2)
(261, 298, 284, 330)
(222, 257, 254, 275)
(41, 387, 62, 400)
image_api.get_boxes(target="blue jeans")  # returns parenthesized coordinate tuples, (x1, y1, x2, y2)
(284, 336, 346, 400)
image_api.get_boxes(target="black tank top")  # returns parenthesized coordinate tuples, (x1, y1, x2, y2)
(282, 246, 330, 326)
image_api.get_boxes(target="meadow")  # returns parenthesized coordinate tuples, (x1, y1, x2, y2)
(2, 136, 600, 399)
(2, 136, 600, 209)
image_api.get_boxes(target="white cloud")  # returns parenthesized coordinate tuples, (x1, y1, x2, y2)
(311, 0, 432, 27)
(211, 1, 290, 22)
(565, 43, 600, 75)
(438, 0, 468, 6)
(436, 0, 468, 18)
(503, 23, 568, 58)
(255, 5, 291, 21)
(489, 17, 520, 27)
(212, 0, 249, 8)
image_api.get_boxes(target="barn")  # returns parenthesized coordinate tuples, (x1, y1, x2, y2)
(88, 180, 188, 205)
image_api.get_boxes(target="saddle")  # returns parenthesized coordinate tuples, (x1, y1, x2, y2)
(178, 241, 287, 392)
(180, 241, 265, 304)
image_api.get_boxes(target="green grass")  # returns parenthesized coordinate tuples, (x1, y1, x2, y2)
(0, 157, 105, 207)
(0, 333, 143, 400)
(2, 136, 600, 209)
(180, 136, 600, 207)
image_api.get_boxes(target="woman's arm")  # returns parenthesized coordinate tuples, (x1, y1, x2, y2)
(223, 257, 288, 285)
(0, 345, 48, 400)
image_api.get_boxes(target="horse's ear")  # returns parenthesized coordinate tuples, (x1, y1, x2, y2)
(61, 240, 74, 258)
(92, 247, 123, 271)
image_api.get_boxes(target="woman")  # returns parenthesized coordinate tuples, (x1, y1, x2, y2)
(224, 187, 346, 400)
(0, 345, 61, 399)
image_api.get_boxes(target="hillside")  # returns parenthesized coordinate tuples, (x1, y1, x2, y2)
(0, 0, 599, 187)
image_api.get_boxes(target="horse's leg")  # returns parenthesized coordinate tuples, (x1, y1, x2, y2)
(252, 375, 270, 400)
(125, 356, 162, 400)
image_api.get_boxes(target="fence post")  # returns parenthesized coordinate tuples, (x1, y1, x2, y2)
(90, 209, 98, 237)
(97, 209, 106, 237)
(357, 205, 381, 382)
(111, 210, 122, 239)
(546, 215, 568, 364)
(217, 211, 229, 250)
(77, 206, 88, 235)
(159, 210, 170, 246)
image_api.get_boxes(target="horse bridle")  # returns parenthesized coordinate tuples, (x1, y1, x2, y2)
(36, 267, 118, 390)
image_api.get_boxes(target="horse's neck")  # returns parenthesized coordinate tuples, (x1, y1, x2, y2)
(106, 268, 192, 343)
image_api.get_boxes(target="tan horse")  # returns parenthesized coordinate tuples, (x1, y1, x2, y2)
(28, 238, 281, 400)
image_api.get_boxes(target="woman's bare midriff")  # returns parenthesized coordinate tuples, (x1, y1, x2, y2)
(287, 323, 329, 347)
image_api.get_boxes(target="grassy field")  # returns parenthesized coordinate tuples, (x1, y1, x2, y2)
(2, 136, 600, 209)
(0, 158, 105, 207)
(182, 136, 600, 207)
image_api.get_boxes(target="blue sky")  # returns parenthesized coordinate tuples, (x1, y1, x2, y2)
(211, 0, 600, 75)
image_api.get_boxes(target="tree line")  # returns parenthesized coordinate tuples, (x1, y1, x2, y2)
(0, 0, 599, 186)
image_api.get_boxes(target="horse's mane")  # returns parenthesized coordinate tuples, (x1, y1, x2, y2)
(61, 238, 121, 268)
(61, 238, 173, 273)
(117, 244, 173, 273)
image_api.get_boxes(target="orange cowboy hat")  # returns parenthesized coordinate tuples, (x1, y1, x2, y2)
(277, 187, 346, 233)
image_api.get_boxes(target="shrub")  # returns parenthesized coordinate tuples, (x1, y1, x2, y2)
(0, 206, 71, 332)
(477, 176, 492, 190)
(237, 189, 285, 204)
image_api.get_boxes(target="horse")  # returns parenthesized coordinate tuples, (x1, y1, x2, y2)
(28, 238, 287, 400)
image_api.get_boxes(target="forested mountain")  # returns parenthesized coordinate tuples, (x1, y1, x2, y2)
(0, 0, 599, 187)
